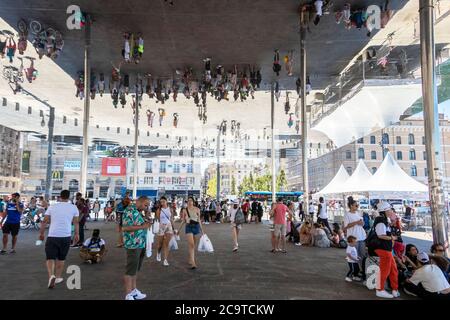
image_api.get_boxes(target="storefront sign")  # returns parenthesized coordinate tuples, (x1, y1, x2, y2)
(101, 158, 127, 176)
(64, 160, 81, 172)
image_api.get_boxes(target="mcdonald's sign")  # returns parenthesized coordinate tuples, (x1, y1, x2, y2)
(52, 170, 64, 181)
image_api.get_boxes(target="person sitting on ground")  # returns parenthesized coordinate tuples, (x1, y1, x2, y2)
(430, 255, 450, 283)
(331, 222, 346, 248)
(311, 223, 330, 248)
(80, 229, 106, 264)
(404, 252, 450, 299)
(405, 244, 422, 271)
(299, 221, 312, 246)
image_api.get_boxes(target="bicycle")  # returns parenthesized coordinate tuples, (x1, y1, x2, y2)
(20, 209, 43, 230)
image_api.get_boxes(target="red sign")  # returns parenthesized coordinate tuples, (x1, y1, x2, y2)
(101, 158, 127, 176)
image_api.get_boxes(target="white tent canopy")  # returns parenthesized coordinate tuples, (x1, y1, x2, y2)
(340, 160, 373, 193)
(364, 152, 428, 199)
(317, 165, 350, 196)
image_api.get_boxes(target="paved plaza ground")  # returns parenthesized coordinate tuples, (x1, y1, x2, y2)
(0, 219, 417, 300)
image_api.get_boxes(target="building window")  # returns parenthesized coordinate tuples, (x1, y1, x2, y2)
(371, 167, 377, 174)
(159, 177, 164, 184)
(411, 165, 417, 177)
(397, 151, 403, 160)
(408, 134, 415, 145)
(357, 137, 364, 144)
(159, 161, 166, 173)
(409, 149, 416, 160)
(345, 150, 352, 159)
(144, 177, 153, 184)
(382, 133, 389, 145)
(422, 136, 426, 145)
(396, 136, 401, 145)
(187, 163, 193, 173)
(423, 151, 427, 161)
(145, 160, 152, 173)
(27, 106, 32, 114)
(63, 116, 67, 124)
(371, 151, 377, 160)
(173, 163, 180, 173)
(358, 148, 365, 159)
(347, 167, 353, 175)
(424, 168, 428, 177)
(370, 136, 376, 144)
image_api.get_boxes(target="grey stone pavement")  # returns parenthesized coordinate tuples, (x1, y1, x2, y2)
(0, 220, 413, 300)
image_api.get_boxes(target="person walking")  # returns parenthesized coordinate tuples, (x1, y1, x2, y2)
(155, 196, 174, 267)
(38, 190, 79, 288)
(369, 202, 400, 299)
(115, 196, 131, 248)
(93, 198, 100, 221)
(241, 199, 250, 223)
(177, 197, 205, 269)
(229, 200, 245, 252)
(343, 196, 367, 282)
(122, 196, 151, 300)
(270, 198, 292, 253)
(1, 193, 24, 254)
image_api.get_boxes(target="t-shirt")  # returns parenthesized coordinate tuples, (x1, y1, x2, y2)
(273, 203, 288, 225)
(83, 237, 106, 251)
(346, 246, 359, 263)
(0, 201, 4, 213)
(160, 207, 172, 224)
(45, 202, 79, 238)
(122, 204, 147, 249)
(409, 265, 450, 293)
(318, 203, 328, 219)
(344, 211, 366, 241)
(5, 201, 24, 224)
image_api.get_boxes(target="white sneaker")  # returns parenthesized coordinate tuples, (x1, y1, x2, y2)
(48, 275, 56, 289)
(403, 288, 417, 297)
(376, 290, 394, 299)
(55, 278, 64, 285)
(345, 277, 353, 282)
(132, 288, 147, 300)
(392, 290, 401, 298)
(295, 243, 302, 246)
(352, 276, 362, 281)
(156, 252, 161, 262)
(232, 246, 238, 252)
(163, 259, 169, 266)
(125, 293, 135, 300)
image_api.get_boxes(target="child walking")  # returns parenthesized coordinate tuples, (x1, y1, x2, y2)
(345, 236, 362, 282)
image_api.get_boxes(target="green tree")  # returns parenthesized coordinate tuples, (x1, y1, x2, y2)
(207, 175, 217, 198)
(276, 169, 288, 192)
(231, 176, 237, 195)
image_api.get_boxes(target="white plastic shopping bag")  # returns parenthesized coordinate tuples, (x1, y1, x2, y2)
(169, 236, 178, 251)
(152, 220, 160, 234)
(146, 229, 154, 258)
(198, 234, 214, 253)
(174, 229, 181, 241)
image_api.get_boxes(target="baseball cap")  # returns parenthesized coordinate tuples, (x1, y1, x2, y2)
(417, 252, 430, 263)
(377, 201, 392, 213)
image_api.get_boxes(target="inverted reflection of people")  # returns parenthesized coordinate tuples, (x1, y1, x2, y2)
(80, 229, 106, 264)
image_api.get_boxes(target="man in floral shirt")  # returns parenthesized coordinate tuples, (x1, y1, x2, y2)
(122, 196, 150, 300)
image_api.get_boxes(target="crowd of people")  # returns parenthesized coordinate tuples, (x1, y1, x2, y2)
(0, 190, 449, 300)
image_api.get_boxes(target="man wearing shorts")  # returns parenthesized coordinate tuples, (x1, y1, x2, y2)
(270, 198, 292, 254)
(122, 196, 150, 300)
(1, 193, 24, 255)
(39, 190, 79, 288)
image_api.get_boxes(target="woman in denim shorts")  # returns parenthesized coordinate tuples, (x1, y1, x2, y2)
(176, 197, 204, 269)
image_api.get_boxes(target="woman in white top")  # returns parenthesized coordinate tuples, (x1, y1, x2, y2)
(155, 196, 174, 267)
(177, 197, 204, 269)
(228, 201, 242, 252)
(343, 196, 367, 281)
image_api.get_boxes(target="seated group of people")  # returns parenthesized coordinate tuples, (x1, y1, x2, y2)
(287, 220, 346, 249)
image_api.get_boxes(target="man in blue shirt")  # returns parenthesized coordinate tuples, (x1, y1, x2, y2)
(1, 193, 24, 254)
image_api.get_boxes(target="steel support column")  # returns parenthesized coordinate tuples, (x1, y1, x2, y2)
(80, 16, 91, 198)
(133, 88, 140, 200)
(419, 0, 448, 255)
(300, 26, 309, 213)
(44, 107, 55, 201)
(271, 82, 276, 204)
(216, 129, 221, 203)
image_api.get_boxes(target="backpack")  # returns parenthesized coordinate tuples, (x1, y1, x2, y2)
(234, 208, 245, 225)
(366, 223, 381, 256)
